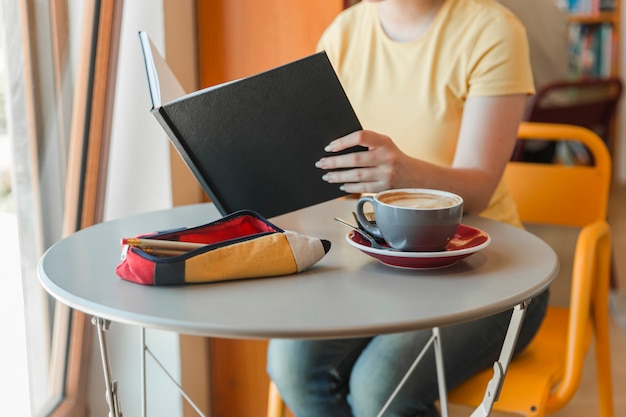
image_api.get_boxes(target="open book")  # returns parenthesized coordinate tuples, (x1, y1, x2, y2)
(138, 31, 363, 218)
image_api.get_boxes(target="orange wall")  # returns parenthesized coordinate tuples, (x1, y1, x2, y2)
(198, 1, 344, 88)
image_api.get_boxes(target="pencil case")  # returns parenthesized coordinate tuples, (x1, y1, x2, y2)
(115, 210, 331, 285)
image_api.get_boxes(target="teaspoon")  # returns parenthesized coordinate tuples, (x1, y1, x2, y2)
(333, 217, 391, 250)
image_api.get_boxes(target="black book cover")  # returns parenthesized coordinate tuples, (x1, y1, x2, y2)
(139, 31, 363, 218)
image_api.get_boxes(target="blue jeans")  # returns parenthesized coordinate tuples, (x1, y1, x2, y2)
(267, 289, 549, 417)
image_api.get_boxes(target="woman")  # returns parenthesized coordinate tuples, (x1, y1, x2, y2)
(267, 1, 549, 416)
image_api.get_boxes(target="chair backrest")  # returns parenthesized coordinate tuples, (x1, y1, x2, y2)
(506, 122, 612, 227)
(524, 77, 622, 145)
(505, 122, 612, 414)
(448, 122, 614, 417)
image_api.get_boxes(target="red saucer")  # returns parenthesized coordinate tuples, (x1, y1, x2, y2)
(346, 224, 491, 269)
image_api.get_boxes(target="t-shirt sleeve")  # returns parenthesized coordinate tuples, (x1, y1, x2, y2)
(316, 13, 348, 70)
(466, 13, 535, 97)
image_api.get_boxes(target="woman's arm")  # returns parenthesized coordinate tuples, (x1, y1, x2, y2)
(315, 93, 527, 214)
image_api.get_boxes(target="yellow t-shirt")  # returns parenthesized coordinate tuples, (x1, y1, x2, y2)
(317, 0, 534, 226)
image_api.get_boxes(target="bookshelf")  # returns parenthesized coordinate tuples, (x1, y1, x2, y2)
(558, 0, 623, 163)
(561, 0, 621, 78)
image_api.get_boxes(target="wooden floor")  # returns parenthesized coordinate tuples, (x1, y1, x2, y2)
(451, 184, 626, 417)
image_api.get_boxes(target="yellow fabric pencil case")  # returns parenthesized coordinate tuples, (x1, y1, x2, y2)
(115, 210, 331, 285)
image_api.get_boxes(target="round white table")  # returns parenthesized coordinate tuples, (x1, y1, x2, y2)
(38, 198, 558, 417)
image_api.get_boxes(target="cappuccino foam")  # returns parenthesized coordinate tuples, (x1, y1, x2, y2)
(380, 192, 459, 209)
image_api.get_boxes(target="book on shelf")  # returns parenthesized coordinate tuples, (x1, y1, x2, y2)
(560, 0, 616, 13)
(568, 23, 614, 78)
(138, 31, 364, 219)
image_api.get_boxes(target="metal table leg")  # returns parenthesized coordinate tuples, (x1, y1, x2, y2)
(432, 327, 449, 417)
(94, 319, 208, 417)
(376, 300, 530, 417)
(376, 328, 448, 417)
(470, 301, 529, 417)
(141, 328, 208, 417)
(93, 317, 123, 417)
(141, 327, 147, 417)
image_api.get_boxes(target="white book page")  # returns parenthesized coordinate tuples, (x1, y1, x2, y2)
(138, 31, 186, 108)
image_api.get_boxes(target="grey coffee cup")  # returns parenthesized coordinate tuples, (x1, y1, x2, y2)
(355, 188, 464, 252)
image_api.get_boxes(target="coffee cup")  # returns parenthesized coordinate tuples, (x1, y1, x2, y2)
(355, 188, 463, 252)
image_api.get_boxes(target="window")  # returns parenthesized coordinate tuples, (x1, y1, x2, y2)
(1, 1, 122, 414)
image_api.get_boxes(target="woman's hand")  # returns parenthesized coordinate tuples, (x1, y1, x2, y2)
(315, 130, 421, 194)
(316, 94, 528, 213)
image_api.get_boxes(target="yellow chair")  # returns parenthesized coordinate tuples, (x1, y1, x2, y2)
(448, 122, 614, 417)
(267, 122, 614, 417)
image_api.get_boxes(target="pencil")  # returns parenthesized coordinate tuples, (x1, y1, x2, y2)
(138, 247, 189, 256)
(122, 238, 207, 251)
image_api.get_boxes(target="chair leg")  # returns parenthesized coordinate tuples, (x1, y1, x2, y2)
(595, 239, 615, 417)
(608, 251, 626, 330)
(610, 253, 618, 290)
(594, 308, 615, 417)
(267, 381, 285, 417)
